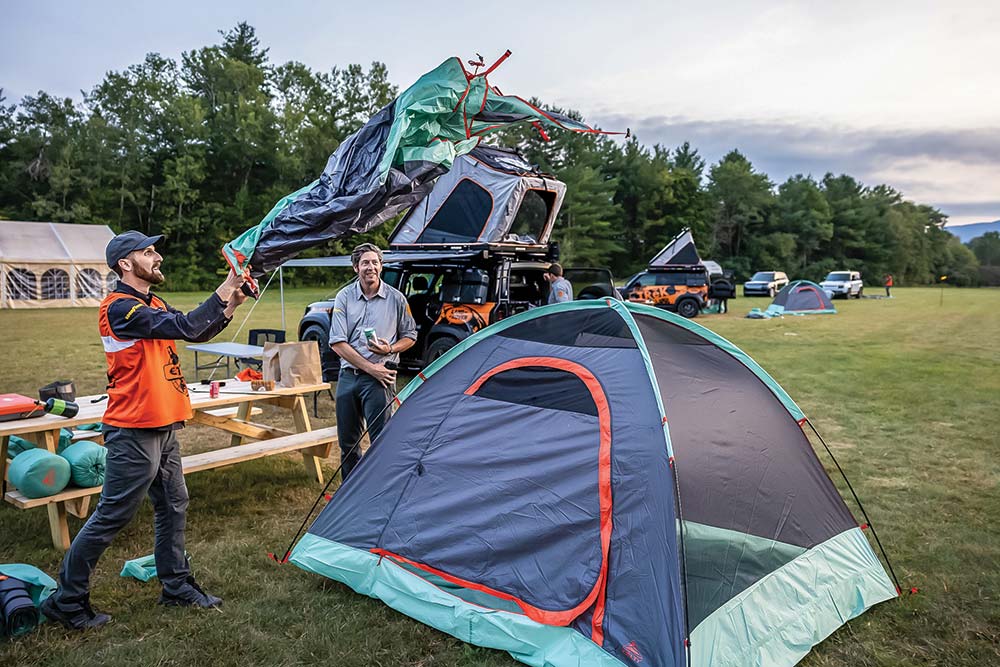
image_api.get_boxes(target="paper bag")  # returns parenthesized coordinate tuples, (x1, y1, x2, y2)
(262, 341, 323, 388)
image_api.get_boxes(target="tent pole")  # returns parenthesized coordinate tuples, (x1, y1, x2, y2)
(280, 267, 285, 330)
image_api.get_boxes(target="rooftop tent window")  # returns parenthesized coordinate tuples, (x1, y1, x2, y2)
(415, 179, 494, 244)
(41, 268, 70, 300)
(76, 268, 104, 298)
(6, 269, 38, 300)
(508, 189, 555, 243)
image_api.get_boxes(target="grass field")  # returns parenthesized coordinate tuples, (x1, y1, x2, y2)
(1, 286, 998, 667)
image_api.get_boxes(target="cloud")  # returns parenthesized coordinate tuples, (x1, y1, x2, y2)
(592, 114, 1000, 223)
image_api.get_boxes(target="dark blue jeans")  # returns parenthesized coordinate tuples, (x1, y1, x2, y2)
(51, 427, 191, 611)
(335, 368, 393, 480)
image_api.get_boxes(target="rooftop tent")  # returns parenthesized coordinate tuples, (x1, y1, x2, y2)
(223, 53, 611, 281)
(0, 221, 116, 309)
(648, 228, 702, 267)
(750, 280, 837, 318)
(389, 145, 565, 247)
(290, 300, 896, 667)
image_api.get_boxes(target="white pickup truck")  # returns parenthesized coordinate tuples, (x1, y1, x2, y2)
(820, 271, 864, 299)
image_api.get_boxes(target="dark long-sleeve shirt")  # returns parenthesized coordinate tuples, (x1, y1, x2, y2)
(106, 282, 231, 343)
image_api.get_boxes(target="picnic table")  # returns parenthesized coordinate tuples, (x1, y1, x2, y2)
(186, 342, 264, 379)
(0, 380, 335, 550)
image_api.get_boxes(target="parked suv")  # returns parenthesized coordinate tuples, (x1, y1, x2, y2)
(299, 252, 618, 373)
(294, 144, 618, 374)
(820, 271, 864, 299)
(619, 265, 708, 318)
(743, 271, 789, 297)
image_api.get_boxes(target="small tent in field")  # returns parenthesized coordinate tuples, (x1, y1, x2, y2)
(0, 221, 116, 309)
(748, 280, 837, 319)
(290, 300, 896, 667)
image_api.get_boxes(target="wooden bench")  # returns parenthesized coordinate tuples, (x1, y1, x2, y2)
(4, 426, 338, 512)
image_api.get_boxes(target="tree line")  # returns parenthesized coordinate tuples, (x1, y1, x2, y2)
(0, 23, 989, 289)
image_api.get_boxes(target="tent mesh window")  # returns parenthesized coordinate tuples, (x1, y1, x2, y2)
(105, 272, 118, 293)
(6, 269, 38, 300)
(474, 366, 599, 416)
(508, 189, 555, 243)
(415, 179, 493, 244)
(41, 268, 70, 300)
(76, 268, 104, 298)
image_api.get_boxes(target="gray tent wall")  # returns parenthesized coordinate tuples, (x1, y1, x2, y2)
(389, 150, 565, 246)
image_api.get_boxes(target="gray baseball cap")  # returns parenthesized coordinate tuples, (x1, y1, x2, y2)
(106, 231, 164, 269)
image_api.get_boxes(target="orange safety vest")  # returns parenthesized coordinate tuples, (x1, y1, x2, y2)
(885, 275, 894, 287)
(98, 293, 193, 428)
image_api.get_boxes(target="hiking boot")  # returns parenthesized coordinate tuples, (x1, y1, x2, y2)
(40, 595, 112, 631)
(158, 576, 222, 608)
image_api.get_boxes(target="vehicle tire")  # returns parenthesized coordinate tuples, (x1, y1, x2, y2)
(301, 324, 328, 349)
(676, 298, 699, 319)
(424, 336, 458, 365)
(856, 287, 864, 299)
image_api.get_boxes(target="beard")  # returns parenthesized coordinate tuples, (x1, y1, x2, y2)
(134, 263, 165, 285)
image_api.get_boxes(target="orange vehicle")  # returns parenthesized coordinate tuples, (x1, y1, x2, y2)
(620, 266, 709, 318)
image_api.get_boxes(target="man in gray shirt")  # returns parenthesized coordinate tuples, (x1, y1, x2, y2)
(329, 243, 417, 479)
(544, 263, 573, 304)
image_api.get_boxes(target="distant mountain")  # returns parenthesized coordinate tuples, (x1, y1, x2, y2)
(945, 220, 1000, 243)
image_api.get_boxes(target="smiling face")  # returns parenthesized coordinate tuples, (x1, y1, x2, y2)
(354, 250, 382, 291)
(121, 245, 165, 285)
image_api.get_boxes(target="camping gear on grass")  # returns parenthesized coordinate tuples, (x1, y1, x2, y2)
(747, 280, 837, 318)
(289, 299, 897, 667)
(0, 564, 56, 640)
(60, 441, 107, 488)
(6, 429, 74, 458)
(8, 449, 70, 498)
(262, 341, 323, 388)
(0, 576, 38, 639)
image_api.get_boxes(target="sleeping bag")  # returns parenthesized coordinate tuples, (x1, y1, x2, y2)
(7, 450, 70, 498)
(60, 441, 107, 488)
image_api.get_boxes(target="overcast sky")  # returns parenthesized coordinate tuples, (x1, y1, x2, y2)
(3, 1, 998, 225)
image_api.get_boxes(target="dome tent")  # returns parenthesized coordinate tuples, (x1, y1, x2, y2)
(747, 280, 837, 319)
(0, 221, 116, 309)
(289, 299, 897, 667)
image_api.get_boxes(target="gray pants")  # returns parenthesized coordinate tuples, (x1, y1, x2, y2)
(51, 426, 190, 609)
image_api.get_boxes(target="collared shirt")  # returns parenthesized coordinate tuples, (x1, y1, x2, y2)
(548, 277, 573, 304)
(329, 280, 417, 370)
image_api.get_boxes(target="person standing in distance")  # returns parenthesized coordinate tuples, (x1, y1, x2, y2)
(544, 263, 573, 304)
(42, 231, 248, 631)
(329, 243, 417, 480)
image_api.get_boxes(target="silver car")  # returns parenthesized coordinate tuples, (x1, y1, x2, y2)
(820, 271, 864, 299)
(743, 271, 789, 297)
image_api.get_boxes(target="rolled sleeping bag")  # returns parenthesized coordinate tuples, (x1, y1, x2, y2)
(60, 441, 107, 488)
(7, 450, 70, 499)
(0, 576, 40, 639)
(5, 430, 74, 458)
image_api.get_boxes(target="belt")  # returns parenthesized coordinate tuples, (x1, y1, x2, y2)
(339, 367, 365, 376)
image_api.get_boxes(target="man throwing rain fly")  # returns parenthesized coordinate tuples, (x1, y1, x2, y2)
(42, 231, 248, 630)
(329, 243, 417, 480)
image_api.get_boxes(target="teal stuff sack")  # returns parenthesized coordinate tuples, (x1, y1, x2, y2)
(60, 441, 107, 488)
(6, 430, 74, 458)
(7, 450, 70, 499)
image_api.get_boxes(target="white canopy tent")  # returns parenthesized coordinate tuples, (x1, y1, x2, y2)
(0, 221, 117, 308)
